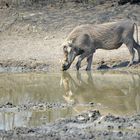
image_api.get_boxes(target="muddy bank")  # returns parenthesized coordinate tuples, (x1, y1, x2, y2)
(0, 110, 140, 140)
(0, 59, 140, 72)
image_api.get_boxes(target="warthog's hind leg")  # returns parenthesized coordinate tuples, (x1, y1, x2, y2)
(126, 42, 135, 67)
(134, 41, 140, 62)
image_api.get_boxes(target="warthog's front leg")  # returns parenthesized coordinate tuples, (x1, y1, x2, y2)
(76, 51, 91, 70)
(86, 53, 93, 71)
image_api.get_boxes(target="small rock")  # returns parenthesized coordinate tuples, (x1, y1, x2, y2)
(77, 115, 85, 121)
(107, 125, 114, 130)
(117, 131, 123, 137)
(118, 125, 122, 129)
(89, 102, 94, 106)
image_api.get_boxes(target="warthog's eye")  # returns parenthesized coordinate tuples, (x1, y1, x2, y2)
(63, 46, 68, 53)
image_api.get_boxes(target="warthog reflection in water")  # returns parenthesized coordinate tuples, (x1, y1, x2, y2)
(60, 72, 140, 114)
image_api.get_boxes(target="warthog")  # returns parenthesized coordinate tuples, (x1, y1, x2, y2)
(61, 20, 140, 71)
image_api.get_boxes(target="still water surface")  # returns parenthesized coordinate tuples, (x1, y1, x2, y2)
(0, 71, 140, 130)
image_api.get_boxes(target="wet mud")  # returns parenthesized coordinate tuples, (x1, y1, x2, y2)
(0, 71, 140, 139)
(0, 110, 140, 140)
(0, 59, 140, 73)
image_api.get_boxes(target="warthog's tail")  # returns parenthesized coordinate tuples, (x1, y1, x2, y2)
(134, 23, 139, 45)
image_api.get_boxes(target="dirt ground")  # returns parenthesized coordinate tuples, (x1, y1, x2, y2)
(0, 1, 140, 139)
(0, 1, 140, 72)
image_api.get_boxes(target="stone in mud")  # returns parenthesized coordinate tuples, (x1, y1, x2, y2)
(118, 125, 123, 129)
(76, 110, 101, 123)
(77, 115, 86, 121)
(117, 131, 123, 137)
(0, 102, 15, 108)
(107, 125, 114, 130)
(104, 115, 126, 123)
(89, 102, 95, 106)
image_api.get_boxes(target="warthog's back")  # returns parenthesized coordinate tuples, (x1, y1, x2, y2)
(67, 20, 134, 50)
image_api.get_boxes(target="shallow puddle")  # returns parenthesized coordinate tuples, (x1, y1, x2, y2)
(0, 71, 140, 130)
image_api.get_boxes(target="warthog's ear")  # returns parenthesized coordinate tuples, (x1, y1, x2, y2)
(67, 40, 72, 46)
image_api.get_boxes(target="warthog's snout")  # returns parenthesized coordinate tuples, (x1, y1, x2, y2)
(62, 62, 70, 71)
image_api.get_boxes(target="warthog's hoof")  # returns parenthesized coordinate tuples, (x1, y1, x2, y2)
(76, 62, 81, 71)
(127, 62, 133, 67)
(86, 67, 91, 71)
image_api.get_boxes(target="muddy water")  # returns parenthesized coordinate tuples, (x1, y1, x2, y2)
(0, 71, 140, 130)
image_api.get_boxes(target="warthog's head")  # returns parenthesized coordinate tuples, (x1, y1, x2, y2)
(61, 41, 77, 71)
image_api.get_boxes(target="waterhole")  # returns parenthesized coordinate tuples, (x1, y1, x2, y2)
(0, 71, 140, 130)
